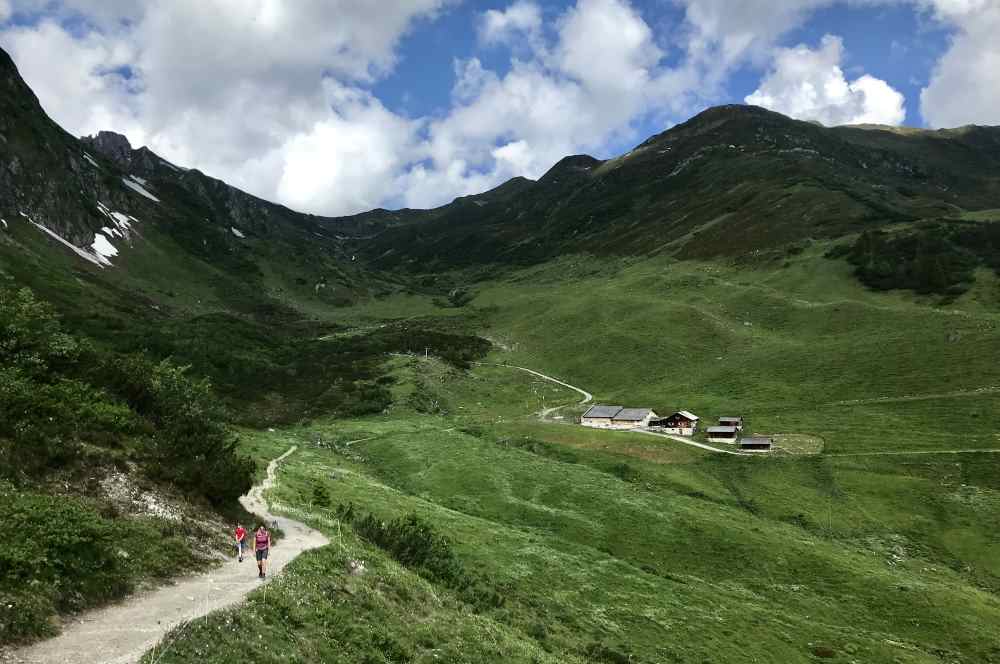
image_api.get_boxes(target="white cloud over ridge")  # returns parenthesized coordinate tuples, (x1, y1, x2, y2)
(745, 35, 906, 126)
(1, 0, 723, 215)
(0, 0, 994, 216)
(919, 0, 1000, 128)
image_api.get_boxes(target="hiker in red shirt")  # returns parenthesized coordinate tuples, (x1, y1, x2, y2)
(234, 523, 247, 562)
(254, 524, 271, 579)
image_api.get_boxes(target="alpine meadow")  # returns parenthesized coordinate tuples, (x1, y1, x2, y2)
(1, 9, 1000, 663)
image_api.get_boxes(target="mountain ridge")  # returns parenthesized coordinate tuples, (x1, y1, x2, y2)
(4, 41, 1000, 281)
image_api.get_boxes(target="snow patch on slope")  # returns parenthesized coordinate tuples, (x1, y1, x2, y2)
(23, 212, 110, 268)
(91, 233, 119, 260)
(97, 202, 138, 240)
(122, 176, 160, 203)
(230, 227, 245, 238)
(83, 152, 101, 168)
(1, 218, 7, 230)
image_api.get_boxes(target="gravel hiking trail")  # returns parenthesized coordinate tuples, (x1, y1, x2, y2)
(470, 362, 592, 418)
(12, 446, 328, 664)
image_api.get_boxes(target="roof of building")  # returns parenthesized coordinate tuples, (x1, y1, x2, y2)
(675, 410, 699, 421)
(719, 416, 743, 423)
(582, 405, 623, 419)
(707, 426, 738, 433)
(613, 408, 654, 421)
(740, 437, 773, 445)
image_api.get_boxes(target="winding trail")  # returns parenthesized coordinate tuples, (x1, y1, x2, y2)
(633, 428, 747, 455)
(13, 447, 328, 664)
(825, 448, 1000, 457)
(474, 362, 748, 454)
(824, 386, 1000, 406)
(471, 362, 592, 419)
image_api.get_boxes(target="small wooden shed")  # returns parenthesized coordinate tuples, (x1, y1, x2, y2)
(707, 425, 739, 443)
(718, 416, 743, 431)
(739, 436, 772, 452)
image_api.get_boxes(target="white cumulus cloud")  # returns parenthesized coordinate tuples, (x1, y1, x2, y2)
(919, 1, 1000, 127)
(745, 34, 906, 126)
(7, 0, 995, 217)
(480, 1, 542, 45)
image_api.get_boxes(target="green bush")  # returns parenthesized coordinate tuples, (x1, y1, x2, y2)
(0, 590, 57, 643)
(352, 510, 505, 611)
(312, 484, 331, 508)
(355, 513, 465, 585)
(0, 487, 130, 644)
(108, 358, 253, 505)
(837, 222, 1000, 296)
(0, 285, 253, 505)
(0, 484, 214, 645)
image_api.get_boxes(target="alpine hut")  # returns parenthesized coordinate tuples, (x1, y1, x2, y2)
(610, 408, 658, 430)
(581, 405, 624, 428)
(739, 436, 773, 452)
(649, 411, 699, 436)
(718, 416, 744, 431)
(706, 426, 739, 443)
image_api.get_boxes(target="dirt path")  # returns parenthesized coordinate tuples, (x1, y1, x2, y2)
(632, 428, 747, 455)
(826, 448, 1000, 457)
(471, 362, 592, 419)
(475, 362, 748, 455)
(824, 386, 1000, 406)
(13, 447, 328, 664)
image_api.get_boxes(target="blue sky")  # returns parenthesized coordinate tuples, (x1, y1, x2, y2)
(375, 0, 951, 141)
(0, 0, 994, 215)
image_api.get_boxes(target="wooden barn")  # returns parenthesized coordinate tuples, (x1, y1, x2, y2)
(718, 416, 743, 431)
(610, 408, 658, 430)
(739, 436, 773, 452)
(649, 410, 699, 436)
(707, 425, 739, 443)
(581, 405, 624, 428)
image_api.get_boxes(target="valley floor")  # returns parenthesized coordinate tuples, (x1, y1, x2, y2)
(131, 356, 1000, 663)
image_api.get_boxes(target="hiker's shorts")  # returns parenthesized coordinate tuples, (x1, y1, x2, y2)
(256, 548, 268, 561)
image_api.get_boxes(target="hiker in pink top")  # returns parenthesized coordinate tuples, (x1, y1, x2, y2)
(254, 524, 271, 579)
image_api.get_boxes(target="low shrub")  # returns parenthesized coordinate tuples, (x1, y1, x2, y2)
(0, 286, 253, 505)
(349, 507, 505, 611)
(0, 484, 212, 645)
(835, 222, 1000, 296)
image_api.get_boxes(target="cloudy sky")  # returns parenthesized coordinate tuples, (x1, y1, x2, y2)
(1, 0, 997, 216)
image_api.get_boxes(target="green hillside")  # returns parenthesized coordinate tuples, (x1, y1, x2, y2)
(144, 250, 1000, 662)
(140, 356, 1000, 663)
(347, 105, 1000, 271)
(1, 41, 999, 664)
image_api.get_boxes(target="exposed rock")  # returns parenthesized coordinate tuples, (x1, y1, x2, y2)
(83, 131, 134, 168)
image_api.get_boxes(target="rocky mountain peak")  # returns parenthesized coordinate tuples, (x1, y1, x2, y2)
(82, 130, 135, 168)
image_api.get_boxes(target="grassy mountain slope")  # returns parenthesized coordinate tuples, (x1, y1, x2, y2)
(0, 43, 491, 648)
(0, 45, 492, 425)
(2, 41, 1000, 664)
(350, 251, 1000, 453)
(346, 105, 1000, 271)
(143, 358, 1000, 663)
(148, 248, 1000, 661)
